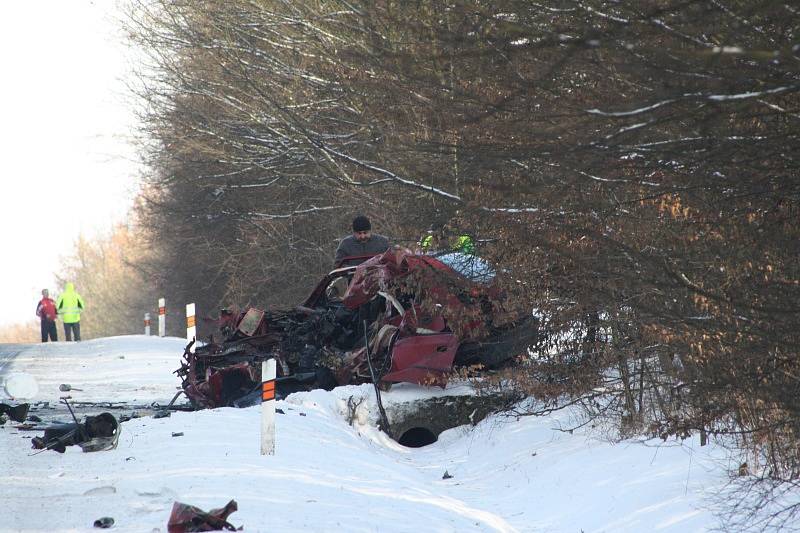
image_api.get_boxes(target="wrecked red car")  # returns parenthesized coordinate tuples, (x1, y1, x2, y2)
(176, 248, 536, 408)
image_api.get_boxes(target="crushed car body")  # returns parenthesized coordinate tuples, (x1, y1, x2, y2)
(176, 248, 536, 409)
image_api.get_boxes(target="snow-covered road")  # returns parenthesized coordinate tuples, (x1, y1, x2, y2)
(0, 344, 27, 380)
(2, 337, 733, 532)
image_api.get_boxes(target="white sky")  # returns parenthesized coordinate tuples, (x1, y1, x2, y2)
(0, 1, 140, 327)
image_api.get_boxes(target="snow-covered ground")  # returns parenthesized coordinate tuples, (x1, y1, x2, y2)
(2, 336, 736, 532)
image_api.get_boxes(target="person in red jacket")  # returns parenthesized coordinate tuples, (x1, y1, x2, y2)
(35, 289, 58, 342)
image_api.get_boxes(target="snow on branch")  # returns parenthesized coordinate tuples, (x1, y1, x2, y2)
(603, 121, 653, 141)
(578, 170, 630, 183)
(587, 85, 800, 117)
(707, 85, 798, 101)
(622, 137, 704, 148)
(650, 18, 709, 47)
(319, 144, 464, 202)
(529, 2, 576, 13)
(247, 205, 344, 220)
(587, 98, 678, 117)
(578, 3, 629, 24)
(483, 207, 540, 213)
(224, 177, 282, 189)
(758, 99, 800, 120)
(317, 145, 548, 213)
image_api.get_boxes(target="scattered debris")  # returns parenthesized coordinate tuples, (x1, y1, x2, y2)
(30, 400, 120, 453)
(177, 249, 537, 409)
(442, 470, 453, 479)
(0, 402, 30, 423)
(153, 410, 172, 419)
(93, 517, 114, 529)
(738, 462, 749, 476)
(172, 432, 184, 437)
(59, 384, 83, 392)
(167, 499, 241, 532)
(119, 411, 144, 423)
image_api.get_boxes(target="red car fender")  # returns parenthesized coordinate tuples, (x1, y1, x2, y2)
(382, 333, 459, 387)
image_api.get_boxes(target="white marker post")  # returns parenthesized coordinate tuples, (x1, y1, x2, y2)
(260, 359, 276, 455)
(186, 303, 196, 353)
(144, 313, 151, 336)
(158, 298, 166, 337)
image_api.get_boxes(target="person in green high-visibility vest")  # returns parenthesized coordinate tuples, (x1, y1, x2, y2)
(418, 232, 435, 253)
(453, 234, 475, 255)
(56, 282, 85, 341)
(418, 233, 475, 255)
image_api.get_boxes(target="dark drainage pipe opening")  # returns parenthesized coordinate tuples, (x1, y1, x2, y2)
(397, 427, 437, 448)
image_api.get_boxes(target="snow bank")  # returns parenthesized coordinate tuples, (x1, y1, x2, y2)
(1, 336, 734, 532)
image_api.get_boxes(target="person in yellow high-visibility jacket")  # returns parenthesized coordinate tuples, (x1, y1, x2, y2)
(453, 234, 475, 255)
(56, 282, 85, 341)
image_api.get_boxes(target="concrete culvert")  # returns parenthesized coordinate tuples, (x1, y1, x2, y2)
(397, 427, 437, 448)
(383, 389, 521, 448)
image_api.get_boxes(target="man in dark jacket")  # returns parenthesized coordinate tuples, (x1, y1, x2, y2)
(35, 289, 58, 342)
(334, 215, 390, 266)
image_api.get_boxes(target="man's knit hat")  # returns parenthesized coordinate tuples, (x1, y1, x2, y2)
(352, 215, 371, 232)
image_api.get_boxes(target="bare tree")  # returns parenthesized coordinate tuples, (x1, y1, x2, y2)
(125, 1, 800, 523)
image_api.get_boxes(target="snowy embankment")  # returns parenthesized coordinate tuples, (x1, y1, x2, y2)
(2, 337, 732, 532)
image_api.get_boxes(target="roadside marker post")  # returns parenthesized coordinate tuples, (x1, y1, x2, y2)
(186, 303, 196, 353)
(261, 359, 276, 455)
(144, 313, 151, 336)
(158, 298, 166, 337)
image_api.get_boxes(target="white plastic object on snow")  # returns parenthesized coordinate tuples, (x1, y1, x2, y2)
(4, 372, 39, 399)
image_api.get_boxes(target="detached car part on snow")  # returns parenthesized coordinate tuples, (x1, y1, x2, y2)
(176, 249, 537, 409)
(31, 411, 121, 453)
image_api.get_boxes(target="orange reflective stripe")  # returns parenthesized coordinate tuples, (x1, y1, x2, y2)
(261, 380, 275, 401)
(159, 306, 166, 315)
(187, 315, 196, 327)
